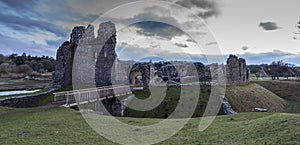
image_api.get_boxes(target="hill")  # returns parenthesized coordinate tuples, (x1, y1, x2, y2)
(253, 80, 300, 113)
(124, 83, 287, 118)
(225, 83, 286, 113)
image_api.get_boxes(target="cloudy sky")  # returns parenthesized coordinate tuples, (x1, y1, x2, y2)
(0, 0, 300, 65)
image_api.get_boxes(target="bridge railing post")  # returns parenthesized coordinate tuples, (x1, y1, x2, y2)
(79, 93, 81, 104)
(54, 94, 57, 102)
(88, 92, 90, 103)
(66, 95, 69, 107)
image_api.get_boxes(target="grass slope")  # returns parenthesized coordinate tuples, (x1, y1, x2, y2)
(226, 83, 286, 112)
(253, 80, 300, 113)
(125, 83, 288, 118)
(124, 86, 217, 118)
(0, 106, 299, 144)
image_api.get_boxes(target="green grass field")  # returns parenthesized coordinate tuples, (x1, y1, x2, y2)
(0, 81, 299, 144)
(0, 106, 299, 145)
(124, 86, 217, 118)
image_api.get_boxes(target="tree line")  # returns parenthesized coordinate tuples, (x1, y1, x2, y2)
(0, 53, 55, 78)
(248, 60, 300, 80)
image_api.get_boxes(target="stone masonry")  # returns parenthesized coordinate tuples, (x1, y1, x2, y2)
(54, 22, 152, 89)
(226, 55, 249, 85)
(52, 26, 85, 89)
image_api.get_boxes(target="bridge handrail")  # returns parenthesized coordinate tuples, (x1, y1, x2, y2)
(53, 85, 132, 103)
(53, 85, 126, 95)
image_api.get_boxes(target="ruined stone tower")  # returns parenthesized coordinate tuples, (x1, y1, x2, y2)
(52, 26, 85, 89)
(226, 55, 249, 85)
(54, 21, 153, 89)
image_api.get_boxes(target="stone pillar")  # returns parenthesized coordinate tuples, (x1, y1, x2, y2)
(239, 58, 247, 83)
(141, 63, 151, 90)
(226, 55, 249, 85)
(226, 55, 240, 85)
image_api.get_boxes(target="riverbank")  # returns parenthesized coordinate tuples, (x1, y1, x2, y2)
(0, 77, 51, 92)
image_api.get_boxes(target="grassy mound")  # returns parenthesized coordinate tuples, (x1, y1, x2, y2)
(253, 80, 300, 113)
(0, 106, 299, 144)
(226, 83, 286, 112)
(125, 82, 289, 117)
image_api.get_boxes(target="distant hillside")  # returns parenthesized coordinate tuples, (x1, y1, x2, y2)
(226, 83, 286, 112)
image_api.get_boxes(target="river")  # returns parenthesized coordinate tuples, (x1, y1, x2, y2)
(0, 89, 41, 96)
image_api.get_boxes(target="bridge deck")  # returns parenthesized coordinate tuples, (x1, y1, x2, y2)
(53, 85, 133, 107)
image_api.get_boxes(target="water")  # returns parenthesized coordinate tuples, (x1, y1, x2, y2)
(0, 82, 8, 85)
(0, 89, 40, 96)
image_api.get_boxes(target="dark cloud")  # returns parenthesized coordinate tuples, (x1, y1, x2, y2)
(107, 12, 181, 27)
(206, 42, 217, 46)
(120, 42, 129, 46)
(174, 43, 188, 48)
(80, 14, 99, 22)
(100, 9, 187, 39)
(175, 0, 220, 19)
(132, 21, 185, 39)
(46, 39, 64, 47)
(0, 0, 37, 10)
(259, 22, 281, 31)
(241, 46, 249, 51)
(186, 38, 196, 43)
(0, 12, 68, 37)
(135, 29, 156, 37)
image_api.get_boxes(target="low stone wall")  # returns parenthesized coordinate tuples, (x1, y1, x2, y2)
(0, 89, 56, 108)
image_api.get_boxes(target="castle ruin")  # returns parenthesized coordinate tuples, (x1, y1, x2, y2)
(53, 22, 249, 89)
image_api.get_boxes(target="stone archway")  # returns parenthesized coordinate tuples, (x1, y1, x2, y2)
(129, 70, 143, 87)
(130, 63, 152, 90)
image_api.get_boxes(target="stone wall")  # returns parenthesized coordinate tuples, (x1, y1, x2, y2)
(0, 89, 56, 108)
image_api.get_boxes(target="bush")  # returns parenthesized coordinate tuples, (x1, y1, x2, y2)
(0, 63, 14, 74)
(29, 71, 41, 78)
(13, 64, 33, 74)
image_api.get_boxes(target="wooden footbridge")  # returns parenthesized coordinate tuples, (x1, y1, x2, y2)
(53, 85, 134, 107)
